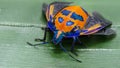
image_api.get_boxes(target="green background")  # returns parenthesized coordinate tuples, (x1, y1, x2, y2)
(0, 0, 119, 68)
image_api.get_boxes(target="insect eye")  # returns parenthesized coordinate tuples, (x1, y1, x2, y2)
(61, 10, 71, 16)
(58, 17, 64, 23)
(66, 21, 74, 26)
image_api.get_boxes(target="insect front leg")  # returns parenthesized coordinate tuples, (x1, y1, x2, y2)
(35, 27, 49, 42)
(27, 26, 49, 46)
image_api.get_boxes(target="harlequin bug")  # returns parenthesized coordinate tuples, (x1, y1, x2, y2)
(27, 2, 115, 62)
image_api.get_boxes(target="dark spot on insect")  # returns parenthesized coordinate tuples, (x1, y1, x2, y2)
(66, 21, 74, 26)
(71, 12, 84, 21)
(71, 26, 81, 32)
(52, 17, 56, 25)
(61, 10, 71, 16)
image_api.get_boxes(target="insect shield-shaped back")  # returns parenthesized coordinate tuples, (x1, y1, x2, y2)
(51, 6, 89, 44)
(54, 6, 88, 33)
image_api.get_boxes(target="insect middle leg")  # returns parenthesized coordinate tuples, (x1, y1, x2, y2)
(59, 42, 82, 63)
(70, 37, 78, 56)
(70, 37, 76, 51)
(76, 37, 87, 48)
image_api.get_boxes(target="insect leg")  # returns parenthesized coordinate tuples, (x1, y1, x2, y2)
(76, 37, 82, 44)
(59, 42, 82, 63)
(70, 37, 76, 51)
(27, 42, 48, 46)
(70, 37, 78, 56)
(27, 27, 49, 46)
(76, 37, 87, 48)
(35, 27, 49, 42)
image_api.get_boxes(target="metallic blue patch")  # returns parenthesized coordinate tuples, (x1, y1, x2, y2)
(58, 17, 64, 23)
(61, 10, 71, 16)
(52, 31, 64, 44)
(50, 15, 53, 21)
(66, 21, 74, 26)
(47, 21, 56, 32)
(71, 12, 84, 21)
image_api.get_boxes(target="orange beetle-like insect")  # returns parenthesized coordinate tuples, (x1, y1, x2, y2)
(27, 2, 115, 62)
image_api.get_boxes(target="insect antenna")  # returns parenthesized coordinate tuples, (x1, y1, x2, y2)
(59, 43, 82, 63)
